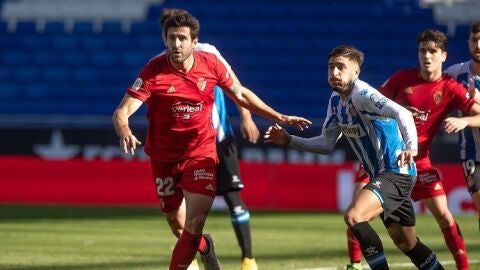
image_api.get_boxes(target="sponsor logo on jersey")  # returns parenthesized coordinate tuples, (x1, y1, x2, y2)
(167, 85, 176, 93)
(197, 77, 207, 91)
(433, 90, 443, 104)
(369, 93, 387, 110)
(372, 180, 381, 189)
(340, 124, 365, 138)
(406, 106, 429, 123)
(172, 102, 203, 113)
(132, 78, 142, 91)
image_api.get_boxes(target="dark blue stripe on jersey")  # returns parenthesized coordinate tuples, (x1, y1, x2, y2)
(464, 127, 476, 160)
(458, 73, 468, 87)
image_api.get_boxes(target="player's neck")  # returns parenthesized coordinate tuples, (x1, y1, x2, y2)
(420, 69, 442, 82)
(471, 60, 480, 76)
(170, 54, 195, 73)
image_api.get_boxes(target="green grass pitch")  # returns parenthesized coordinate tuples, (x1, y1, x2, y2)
(0, 205, 479, 269)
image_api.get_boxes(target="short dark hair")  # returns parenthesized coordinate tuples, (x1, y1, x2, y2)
(159, 8, 188, 26)
(162, 12, 200, 41)
(470, 20, 480, 35)
(417, 29, 448, 51)
(328, 45, 364, 67)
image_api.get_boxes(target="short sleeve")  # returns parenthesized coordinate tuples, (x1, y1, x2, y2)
(127, 66, 153, 102)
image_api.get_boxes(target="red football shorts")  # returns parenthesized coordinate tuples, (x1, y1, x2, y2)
(150, 157, 217, 213)
(355, 165, 370, 184)
(410, 167, 445, 201)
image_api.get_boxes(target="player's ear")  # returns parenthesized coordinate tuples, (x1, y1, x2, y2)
(354, 68, 360, 79)
(193, 38, 198, 47)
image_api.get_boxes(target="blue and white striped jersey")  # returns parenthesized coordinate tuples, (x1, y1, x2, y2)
(445, 60, 480, 161)
(290, 79, 417, 179)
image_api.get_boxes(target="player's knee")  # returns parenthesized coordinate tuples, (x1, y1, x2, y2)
(344, 209, 363, 227)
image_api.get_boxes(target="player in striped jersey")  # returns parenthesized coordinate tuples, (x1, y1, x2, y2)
(265, 45, 444, 270)
(445, 20, 480, 231)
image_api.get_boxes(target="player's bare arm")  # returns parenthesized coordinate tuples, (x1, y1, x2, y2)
(237, 105, 260, 143)
(225, 81, 312, 130)
(444, 102, 480, 133)
(112, 94, 143, 154)
(264, 124, 291, 145)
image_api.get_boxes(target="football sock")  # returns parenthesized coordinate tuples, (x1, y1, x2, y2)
(225, 191, 253, 259)
(405, 239, 444, 269)
(441, 222, 468, 269)
(351, 222, 388, 270)
(170, 230, 201, 270)
(347, 227, 362, 263)
(197, 235, 208, 254)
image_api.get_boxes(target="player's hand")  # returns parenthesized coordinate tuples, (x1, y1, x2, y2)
(264, 124, 291, 145)
(240, 117, 260, 144)
(119, 133, 141, 155)
(278, 115, 311, 130)
(396, 149, 417, 168)
(443, 117, 468, 134)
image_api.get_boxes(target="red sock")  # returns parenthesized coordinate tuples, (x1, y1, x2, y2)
(197, 235, 208, 254)
(441, 222, 469, 270)
(347, 228, 362, 263)
(169, 230, 202, 270)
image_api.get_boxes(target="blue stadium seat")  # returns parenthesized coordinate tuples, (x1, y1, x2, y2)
(102, 22, 123, 34)
(45, 22, 65, 34)
(15, 21, 37, 33)
(73, 22, 95, 35)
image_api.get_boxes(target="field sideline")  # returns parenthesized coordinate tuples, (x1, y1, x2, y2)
(0, 205, 479, 270)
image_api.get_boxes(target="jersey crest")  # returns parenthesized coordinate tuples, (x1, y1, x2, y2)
(433, 90, 443, 104)
(197, 78, 207, 91)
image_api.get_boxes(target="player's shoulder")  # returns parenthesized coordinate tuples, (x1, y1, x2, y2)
(145, 53, 168, 69)
(194, 50, 218, 61)
(392, 68, 418, 79)
(352, 79, 377, 98)
(445, 61, 470, 78)
(195, 43, 219, 54)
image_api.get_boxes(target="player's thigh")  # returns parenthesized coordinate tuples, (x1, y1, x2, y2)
(150, 160, 184, 213)
(346, 189, 383, 224)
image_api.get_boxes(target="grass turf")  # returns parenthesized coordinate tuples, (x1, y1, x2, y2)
(0, 205, 479, 270)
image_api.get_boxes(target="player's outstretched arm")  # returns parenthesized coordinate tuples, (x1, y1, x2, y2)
(264, 124, 292, 145)
(112, 94, 143, 155)
(264, 124, 340, 154)
(444, 102, 480, 133)
(225, 82, 312, 130)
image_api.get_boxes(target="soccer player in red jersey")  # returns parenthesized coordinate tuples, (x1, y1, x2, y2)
(158, 9, 259, 270)
(347, 29, 480, 270)
(112, 11, 310, 270)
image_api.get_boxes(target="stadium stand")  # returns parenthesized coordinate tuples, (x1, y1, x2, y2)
(0, 0, 474, 119)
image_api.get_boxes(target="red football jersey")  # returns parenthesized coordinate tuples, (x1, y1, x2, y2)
(380, 68, 473, 165)
(127, 51, 234, 162)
